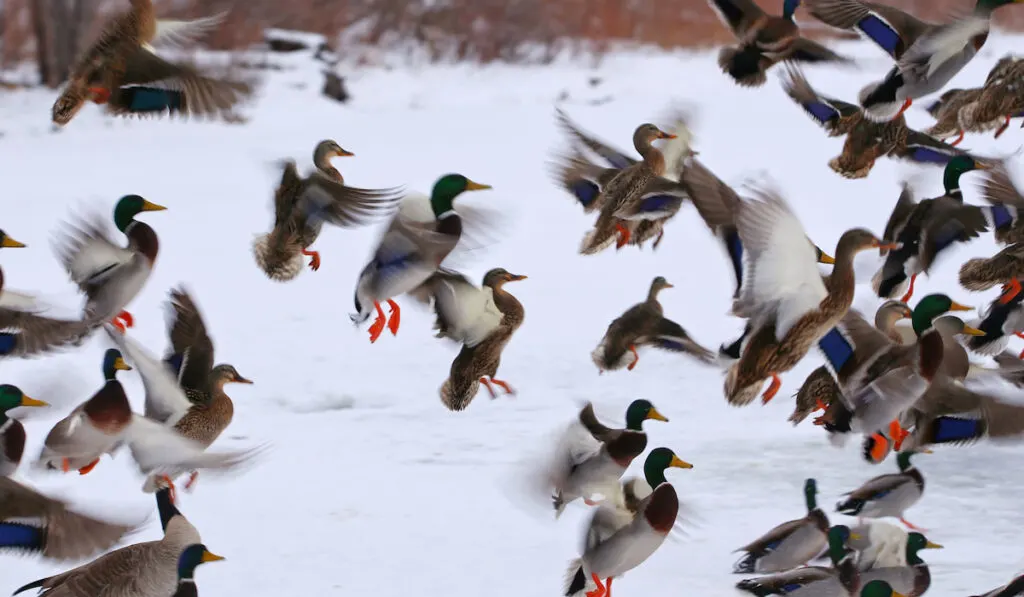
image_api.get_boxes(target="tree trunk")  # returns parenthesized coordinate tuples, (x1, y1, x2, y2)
(31, 0, 98, 88)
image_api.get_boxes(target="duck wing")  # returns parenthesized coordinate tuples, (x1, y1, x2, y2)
(806, 0, 931, 60)
(105, 325, 192, 427)
(577, 402, 621, 443)
(704, 0, 766, 39)
(918, 199, 989, 272)
(555, 108, 636, 170)
(420, 270, 503, 347)
(122, 415, 265, 479)
(150, 12, 227, 48)
(163, 287, 214, 402)
(881, 184, 918, 251)
(895, 130, 972, 166)
(614, 176, 689, 221)
(52, 213, 135, 295)
(781, 64, 863, 137)
(550, 150, 621, 213)
(896, 15, 989, 79)
(296, 171, 404, 228)
(643, 317, 716, 363)
(734, 185, 828, 341)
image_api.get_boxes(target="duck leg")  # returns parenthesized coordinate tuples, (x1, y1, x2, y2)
(948, 130, 965, 146)
(606, 577, 613, 597)
(385, 299, 401, 335)
(893, 98, 913, 120)
(995, 115, 1012, 139)
(61, 458, 71, 473)
(614, 224, 631, 249)
(479, 377, 498, 399)
(814, 398, 828, 412)
(653, 229, 665, 249)
(301, 249, 321, 271)
(626, 345, 639, 371)
(77, 458, 100, 475)
(888, 420, 910, 450)
(184, 471, 200, 492)
(367, 302, 387, 343)
(900, 274, 918, 303)
(585, 574, 607, 597)
(160, 476, 178, 503)
(998, 279, 1022, 305)
(899, 517, 927, 532)
(488, 378, 516, 396)
(583, 497, 603, 506)
(761, 374, 782, 404)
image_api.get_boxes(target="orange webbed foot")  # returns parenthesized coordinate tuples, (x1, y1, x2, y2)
(110, 318, 127, 334)
(889, 420, 910, 451)
(899, 517, 927, 532)
(479, 377, 497, 399)
(77, 458, 100, 475)
(900, 274, 917, 304)
(893, 97, 912, 120)
(867, 433, 892, 464)
(626, 345, 639, 371)
(583, 497, 602, 506)
(116, 310, 134, 328)
(585, 574, 607, 597)
(385, 299, 401, 336)
(301, 249, 321, 271)
(762, 374, 782, 404)
(184, 471, 199, 492)
(614, 224, 631, 249)
(160, 475, 178, 503)
(814, 398, 828, 412)
(61, 458, 70, 473)
(368, 301, 387, 343)
(490, 378, 516, 397)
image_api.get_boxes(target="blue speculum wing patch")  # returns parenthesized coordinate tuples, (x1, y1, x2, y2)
(125, 87, 184, 112)
(859, 14, 903, 58)
(908, 147, 953, 164)
(0, 333, 17, 355)
(166, 353, 184, 376)
(570, 179, 600, 208)
(818, 327, 854, 374)
(990, 203, 1014, 230)
(805, 101, 839, 125)
(726, 230, 743, 286)
(0, 523, 42, 548)
(638, 194, 678, 213)
(932, 416, 984, 443)
(656, 338, 684, 351)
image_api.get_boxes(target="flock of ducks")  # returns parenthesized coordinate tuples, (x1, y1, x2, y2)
(3, 0, 1024, 595)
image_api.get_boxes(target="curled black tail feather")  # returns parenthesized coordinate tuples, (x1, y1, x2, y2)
(836, 497, 864, 515)
(736, 578, 780, 597)
(12, 577, 48, 596)
(732, 551, 757, 574)
(565, 564, 587, 596)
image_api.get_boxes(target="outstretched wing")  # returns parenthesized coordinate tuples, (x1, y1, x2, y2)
(615, 177, 689, 221)
(163, 287, 214, 400)
(880, 183, 917, 252)
(549, 150, 621, 213)
(104, 325, 192, 427)
(781, 63, 862, 136)
(150, 13, 227, 49)
(297, 172, 405, 228)
(704, 0, 767, 39)
(896, 130, 970, 165)
(423, 270, 503, 347)
(646, 318, 716, 363)
(786, 38, 854, 65)
(577, 402, 621, 443)
(554, 108, 636, 170)
(52, 212, 134, 293)
(806, 0, 930, 60)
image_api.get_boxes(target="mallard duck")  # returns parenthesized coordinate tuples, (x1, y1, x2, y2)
(580, 477, 654, 555)
(591, 276, 715, 373)
(551, 115, 690, 254)
(873, 158, 992, 302)
(924, 87, 986, 144)
(54, 194, 166, 334)
(0, 385, 48, 477)
(104, 325, 262, 496)
(552, 108, 695, 251)
(563, 447, 691, 597)
(964, 288, 1024, 356)
(724, 185, 892, 406)
(806, 0, 1023, 122)
(51, 0, 251, 126)
(956, 57, 1024, 142)
(550, 400, 668, 517)
(970, 574, 1024, 597)
(811, 297, 951, 449)
(960, 244, 1024, 297)
(733, 478, 831, 574)
(925, 56, 1023, 144)
(790, 301, 913, 426)
(862, 581, 910, 597)
(411, 268, 526, 411)
(705, 0, 852, 87)
(13, 487, 205, 597)
(172, 544, 224, 597)
(253, 140, 404, 281)
(858, 533, 943, 597)
(974, 161, 1024, 260)
(350, 174, 492, 343)
(735, 525, 859, 597)
(780, 65, 979, 179)
(846, 521, 909, 571)
(837, 450, 929, 530)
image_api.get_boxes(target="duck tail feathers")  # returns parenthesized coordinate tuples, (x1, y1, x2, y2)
(958, 259, 999, 291)
(835, 497, 864, 515)
(564, 559, 591, 597)
(251, 233, 303, 282)
(718, 46, 768, 87)
(12, 576, 48, 596)
(732, 551, 758, 574)
(440, 377, 477, 412)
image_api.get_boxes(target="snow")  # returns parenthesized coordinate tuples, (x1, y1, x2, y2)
(3, 31, 1024, 597)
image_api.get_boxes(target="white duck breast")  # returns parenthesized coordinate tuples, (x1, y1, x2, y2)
(432, 275, 503, 347)
(583, 513, 668, 579)
(849, 522, 908, 570)
(735, 190, 828, 341)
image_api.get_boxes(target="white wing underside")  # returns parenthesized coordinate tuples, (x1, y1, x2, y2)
(66, 229, 134, 286)
(546, 420, 603, 488)
(899, 17, 988, 78)
(123, 416, 259, 477)
(435, 279, 502, 347)
(104, 326, 192, 427)
(151, 13, 228, 49)
(848, 368, 928, 433)
(0, 289, 44, 312)
(735, 191, 827, 341)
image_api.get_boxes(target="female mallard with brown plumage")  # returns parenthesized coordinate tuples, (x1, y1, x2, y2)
(705, 0, 852, 87)
(873, 158, 993, 303)
(924, 56, 1022, 145)
(962, 162, 1024, 304)
(549, 400, 669, 517)
(591, 276, 715, 373)
(724, 185, 893, 406)
(552, 108, 696, 251)
(780, 65, 981, 180)
(51, 0, 251, 126)
(790, 301, 913, 426)
(959, 243, 1024, 300)
(924, 87, 986, 145)
(411, 268, 526, 412)
(733, 478, 832, 574)
(735, 525, 860, 597)
(54, 195, 167, 334)
(954, 56, 1024, 142)
(563, 447, 691, 597)
(551, 116, 692, 254)
(253, 140, 404, 281)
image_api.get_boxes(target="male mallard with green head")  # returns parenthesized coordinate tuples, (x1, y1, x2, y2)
(51, 0, 251, 126)
(550, 400, 669, 517)
(705, 0, 852, 87)
(563, 447, 692, 597)
(592, 276, 715, 373)
(806, 0, 1024, 121)
(412, 268, 526, 411)
(253, 139, 404, 281)
(55, 194, 167, 334)
(734, 478, 832, 574)
(351, 173, 492, 343)
(780, 65, 980, 179)
(724, 185, 893, 406)
(874, 158, 993, 303)
(0, 385, 48, 477)
(735, 525, 860, 597)
(837, 450, 930, 531)
(858, 533, 943, 597)
(172, 544, 225, 597)
(791, 301, 913, 426)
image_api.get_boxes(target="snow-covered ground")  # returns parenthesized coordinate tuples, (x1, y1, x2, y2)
(2, 31, 1024, 597)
